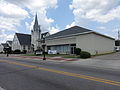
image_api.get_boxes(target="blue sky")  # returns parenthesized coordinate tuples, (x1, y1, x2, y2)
(47, 0, 74, 29)
(0, 0, 120, 43)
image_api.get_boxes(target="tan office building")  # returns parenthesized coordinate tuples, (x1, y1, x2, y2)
(45, 26, 115, 55)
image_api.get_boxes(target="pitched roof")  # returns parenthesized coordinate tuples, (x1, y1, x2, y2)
(6, 41, 12, 45)
(16, 33, 31, 45)
(1, 43, 9, 48)
(41, 32, 49, 38)
(46, 26, 92, 39)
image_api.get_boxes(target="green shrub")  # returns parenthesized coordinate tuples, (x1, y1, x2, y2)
(13, 49, 21, 54)
(22, 50, 27, 54)
(57, 52, 60, 54)
(80, 51, 91, 58)
(74, 48, 81, 55)
(45, 52, 48, 54)
(0, 52, 3, 54)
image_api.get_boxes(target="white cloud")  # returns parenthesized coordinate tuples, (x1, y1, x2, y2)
(5, 0, 58, 32)
(70, 0, 120, 23)
(0, 0, 58, 43)
(49, 27, 59, 34)
(0, 30, 14, 43)
(97, 26, 106, 30)
(0, 0, 28, 33)
(6, 0, 57, 10)
(65, 22, 76, 29)
(0, 0, 28, 18)
(0, 16, 19, 32)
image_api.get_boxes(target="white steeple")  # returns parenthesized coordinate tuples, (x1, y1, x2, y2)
(31, 13, 41, 51)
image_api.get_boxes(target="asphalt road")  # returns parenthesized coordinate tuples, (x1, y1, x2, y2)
(0, 56, 120, 90)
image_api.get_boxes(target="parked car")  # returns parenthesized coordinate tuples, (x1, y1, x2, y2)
(48, 50, 57, 54)
(114, 46, 120, 52)
(35, 50, 43, 55)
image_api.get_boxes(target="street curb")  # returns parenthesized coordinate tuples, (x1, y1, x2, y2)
(10, 56, 80, 62)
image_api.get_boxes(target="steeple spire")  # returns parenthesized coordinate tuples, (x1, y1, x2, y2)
(35, 13, 38, 26)
(33, 13, 40, 31)
(31, 13, 42, 52)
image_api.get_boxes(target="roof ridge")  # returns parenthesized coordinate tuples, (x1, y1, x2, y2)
(16, 33, 31, 36)
(46, 26, 92, 39)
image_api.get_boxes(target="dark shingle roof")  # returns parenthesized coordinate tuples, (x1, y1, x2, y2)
(16, 33, 31, 45)
(7, 41, 12, 45)
(46, 26, 92, 39)
(1, 43, 9, 48)
(41, 32, 49, 38)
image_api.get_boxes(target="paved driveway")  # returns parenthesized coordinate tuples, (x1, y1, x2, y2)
(69, 52, 120, 70)
(93, 52, 120, 60)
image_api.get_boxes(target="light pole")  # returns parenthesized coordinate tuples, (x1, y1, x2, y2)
(6, 47, 9, 57)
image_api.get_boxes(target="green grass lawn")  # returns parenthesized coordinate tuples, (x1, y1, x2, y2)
(23, 54, 36, 56)
(23, 51, 116, 59)
(63, 55, 80, 58)
(23, 54, 80, 58)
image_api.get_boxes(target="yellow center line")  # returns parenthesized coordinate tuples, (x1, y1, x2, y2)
(0, 60, 120, 86)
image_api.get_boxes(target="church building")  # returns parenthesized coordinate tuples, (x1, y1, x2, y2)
(11, 14, 49, 53)
(31, 14, 41, 51)
(31, 14, 49, 52)
(12, 33, 31, 52)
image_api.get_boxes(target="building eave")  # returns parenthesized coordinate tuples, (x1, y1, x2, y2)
(45, 31, 93, 40)
(92, 32, 115, 40)
(46, 31, 115, 41)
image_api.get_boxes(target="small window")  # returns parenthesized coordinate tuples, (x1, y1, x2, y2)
(28, 46, 30, 50)
(23, 45, 25, 50)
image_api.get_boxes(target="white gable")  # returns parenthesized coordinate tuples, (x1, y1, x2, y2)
(12, 34, 21, 51)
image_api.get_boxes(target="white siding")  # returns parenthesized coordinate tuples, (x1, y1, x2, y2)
(12, 34, 31, 52)
(21, 45, 31, 52)
(31, 30, 41, 51)
(76, 33, 114, 55)
(0, 45, 4, 52)
(12, 34, 22, 51)
(46, 36, 76, 46)
(46, 33, 114, 55)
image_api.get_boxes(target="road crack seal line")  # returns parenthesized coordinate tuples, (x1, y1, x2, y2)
(0, 60, 120, 86)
